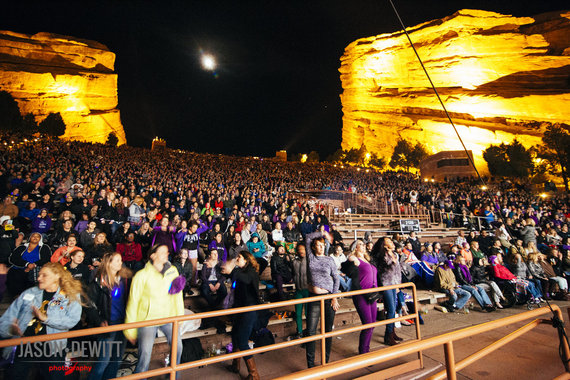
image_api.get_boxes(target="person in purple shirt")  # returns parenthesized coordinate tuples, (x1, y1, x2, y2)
(208, 232, 228, 263)
(349, 240, 378, 354)
(304, 231, 339, 368)
(31, 208, 52, 235)
(150, 216, 176, 255)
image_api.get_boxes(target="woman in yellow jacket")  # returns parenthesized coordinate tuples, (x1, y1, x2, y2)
(125, 244, 185, 375)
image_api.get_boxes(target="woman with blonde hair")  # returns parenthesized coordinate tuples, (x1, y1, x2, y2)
(87, 252, 132, 380)
(349, 240, 379, 354)
(0, 262, 82, 379)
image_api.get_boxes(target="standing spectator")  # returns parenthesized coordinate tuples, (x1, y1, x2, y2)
(304, 231, 340, 367)
(173, 248, 193, 297)
(224, 250, 261, 380)
(350, 239, 379, 354)
(292, 244, 309, 339)
(125, 245, 184, 375)
(87, 252, 131, 380)
(372, 237, 403, 346)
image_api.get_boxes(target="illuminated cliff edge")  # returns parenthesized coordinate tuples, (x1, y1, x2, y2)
(339, 9, 570, 172)
(0, 30, 126, 144)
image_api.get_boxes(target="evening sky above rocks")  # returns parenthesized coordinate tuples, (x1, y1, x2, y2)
(3, 0, 568, 158)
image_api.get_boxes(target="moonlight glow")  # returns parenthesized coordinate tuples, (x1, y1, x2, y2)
(201, 54, 216, 71)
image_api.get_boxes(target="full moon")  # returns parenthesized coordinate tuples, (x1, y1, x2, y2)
(201, 54, 216, 71)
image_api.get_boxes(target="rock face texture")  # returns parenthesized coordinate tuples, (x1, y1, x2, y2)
(0, 31, 126, 144)
(339, 9, 570, 171)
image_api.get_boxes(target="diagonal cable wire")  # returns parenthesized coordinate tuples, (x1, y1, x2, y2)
(387, 0, 486, 187)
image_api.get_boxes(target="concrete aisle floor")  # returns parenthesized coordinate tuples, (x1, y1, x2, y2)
(165, 300, 570, 380)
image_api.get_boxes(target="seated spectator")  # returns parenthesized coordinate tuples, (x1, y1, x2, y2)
(434, 260, 471, 312)
(459, 242, 473, 267)
(420, 242, 439, 267)
(200, 249, 227, 309)
(51, 234, 82, 266)
(407, 231, 421, 255)
(64, 249, 91, 287)
(453, 256, 495, 312)
(283, 221, 301, 254)
(117, 232, 144, 272)
(79, 220, 99, 249)
(330, 224, 343, 248)
(471, 257, 505, 308)
(247, 233, 268, 274)
(31, 208, 51, 235)
(229, 231, 247, 261)
(7, 232, 52, 297)
(86, 232, 113, 271)
(270, 245, 294, 300)
(208, 232, 228, 263)
(489, 254, 543, 301)
(401, 241, 434, 287)
(332, 244, 350, 291)
(271, 222, 285, 247)
(112, 221, 131, 245)
(49, 218, 79, 249)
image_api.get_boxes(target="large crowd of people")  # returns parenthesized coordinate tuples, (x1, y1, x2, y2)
(1, 132, 570, 379)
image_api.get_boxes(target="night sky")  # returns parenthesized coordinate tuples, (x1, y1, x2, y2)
(3, 0, 568, 158)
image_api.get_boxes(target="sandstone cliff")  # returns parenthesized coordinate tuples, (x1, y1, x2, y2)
(0, 30, 126, 144)
(339, 9, 570, 171)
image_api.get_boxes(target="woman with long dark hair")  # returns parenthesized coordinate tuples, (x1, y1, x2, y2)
(372, 236, 402, 346)
(224, 250, 260, 380)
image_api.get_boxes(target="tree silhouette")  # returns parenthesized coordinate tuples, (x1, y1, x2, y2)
(39, 113, 66, 136)
(106, 132, 119, 146)
(483, 140, 533, 179)
(0, 91, 23, 131)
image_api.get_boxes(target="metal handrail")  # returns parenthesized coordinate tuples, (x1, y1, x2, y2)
(274, 305, 570, 380)
(0, 282, 421, 380)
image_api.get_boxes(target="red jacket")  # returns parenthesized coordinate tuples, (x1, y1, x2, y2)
(492, 264, 516, 280)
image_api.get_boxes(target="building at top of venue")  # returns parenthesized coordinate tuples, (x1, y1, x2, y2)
(151, 137, 166, 151)
(420, 150, 477, 182)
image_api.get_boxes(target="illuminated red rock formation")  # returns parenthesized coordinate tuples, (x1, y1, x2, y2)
(339, 9, 570, 171)
(0, 30, 126, 144)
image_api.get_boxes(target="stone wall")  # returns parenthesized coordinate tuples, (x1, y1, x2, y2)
(0, 30, 126, 144)
(339, 9, 570, 172)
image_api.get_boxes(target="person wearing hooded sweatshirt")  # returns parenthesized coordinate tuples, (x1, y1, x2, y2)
(31, 208, 52, 235)
(8, 232, 52, 296)
(247, 233, 267, 274)
(453, 256, 495, 312)
(489, 254, 543, 301)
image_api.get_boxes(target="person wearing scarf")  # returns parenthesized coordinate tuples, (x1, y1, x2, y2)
(453, 256, 495, 312)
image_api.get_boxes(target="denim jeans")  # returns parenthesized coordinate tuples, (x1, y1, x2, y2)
(339, 275, 352, 292)
(446, 287, 471, 309)
(305, 295, 335, 368)
(459, 284, 492, 307)
(383, 289, 397, 334)
(89, 330, 125, 380)
(232, 310, 258, 360)
(135, 324, 182, 377)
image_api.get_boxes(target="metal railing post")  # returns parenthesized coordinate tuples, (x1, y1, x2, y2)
(320, 298, 326, 366)
(443, 341, 457, 380)
(412, 284, 423, 369)
(170, 320, 179, 380)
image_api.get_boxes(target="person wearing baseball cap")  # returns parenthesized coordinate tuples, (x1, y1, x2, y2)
(434, 260, 471, 312)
